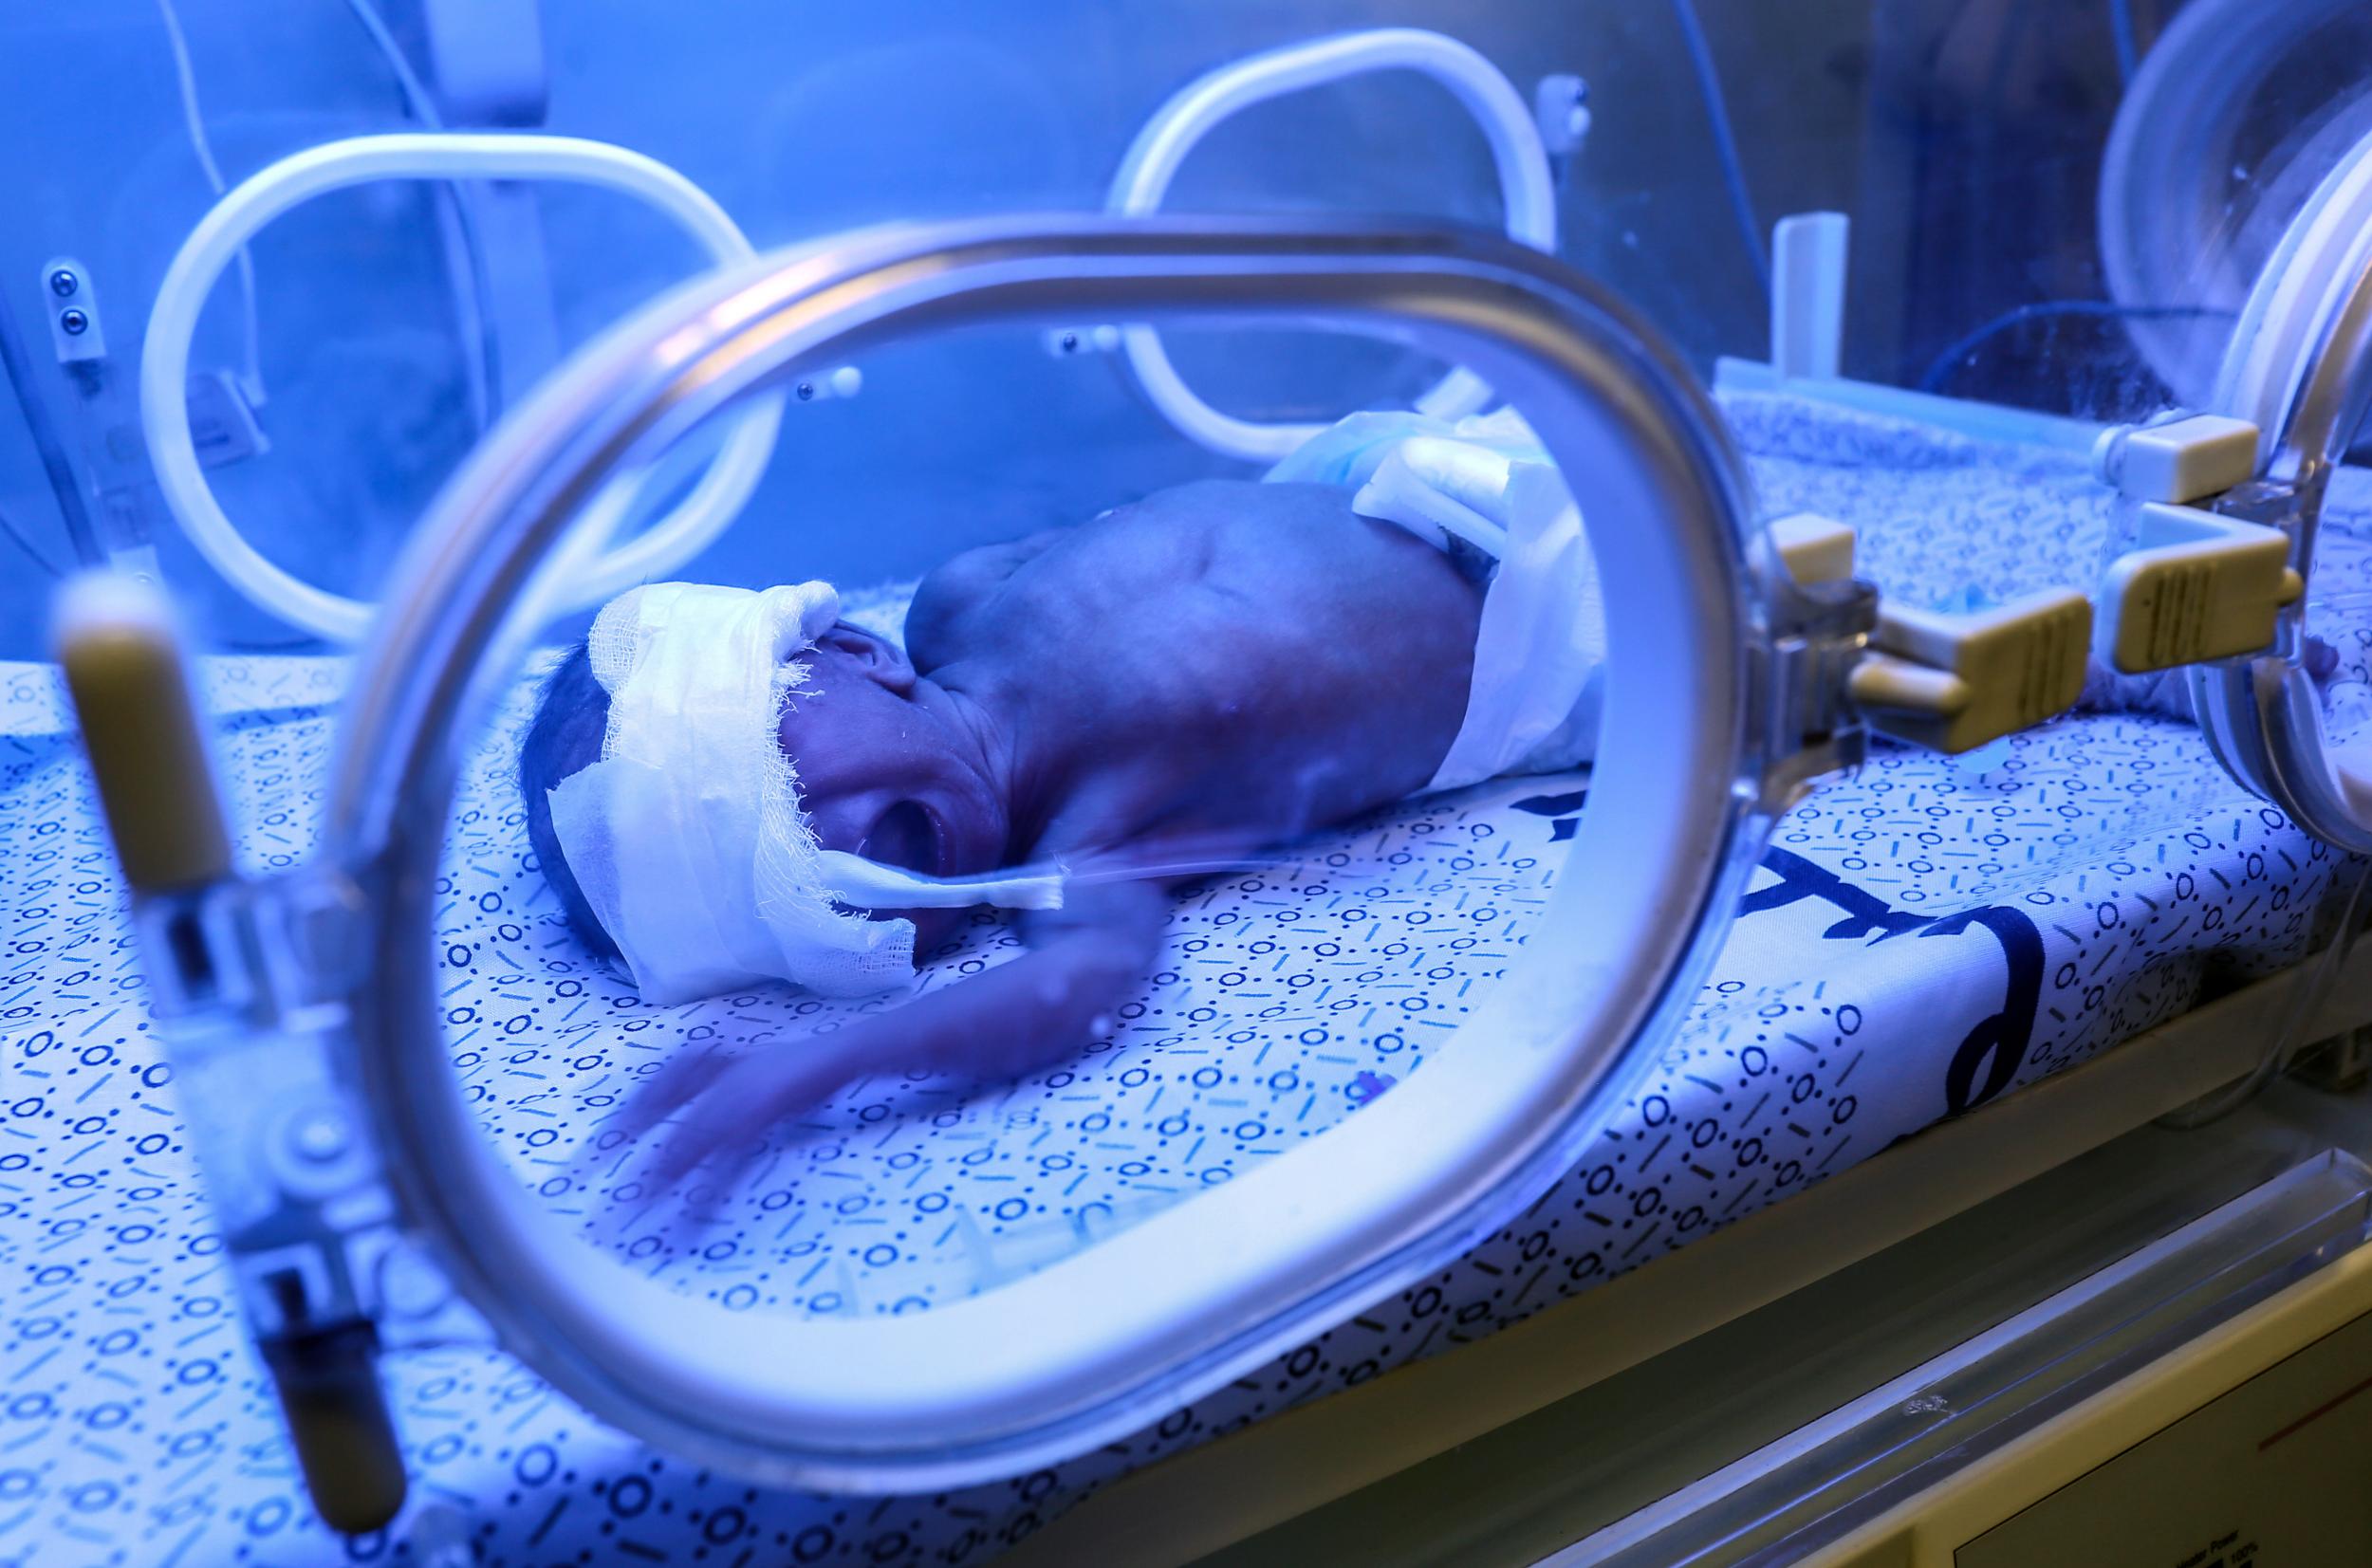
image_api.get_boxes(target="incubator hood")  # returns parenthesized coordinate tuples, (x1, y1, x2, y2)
(52, 192, 2134, 1525)
(9, 6, 2372, 1555)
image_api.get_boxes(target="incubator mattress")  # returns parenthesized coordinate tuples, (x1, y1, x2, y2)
(5, 396, 2370, 1565)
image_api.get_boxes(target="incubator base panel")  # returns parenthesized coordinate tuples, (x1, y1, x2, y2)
(1589, 1151, 2372, 1568)
(1946, 1299, 2372, 1567)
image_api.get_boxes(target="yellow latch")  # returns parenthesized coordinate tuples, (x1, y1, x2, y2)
(2096, 503, 2302, 673)
(1762, 511, 1859, 586)
(2093, 412, 2261, 504)
(1760, 511, 2090, 755)
(1849, 591, 2094, 754)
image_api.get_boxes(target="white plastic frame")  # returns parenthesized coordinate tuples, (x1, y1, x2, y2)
(1106, 29, 1558, 462)
(139, 133, 785, 643)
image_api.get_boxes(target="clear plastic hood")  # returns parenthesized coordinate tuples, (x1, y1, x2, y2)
(10, 1, 2372, 1551)
(2101, 0, 2372, 415)
(15, 1, 2372, 648)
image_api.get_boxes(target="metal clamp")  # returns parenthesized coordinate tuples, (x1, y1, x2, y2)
(1753, 513, 1876, 809)
(1762, 512, 2090, 760)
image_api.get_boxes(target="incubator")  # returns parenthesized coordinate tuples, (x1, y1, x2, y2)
(6, 3, 2372, 1563)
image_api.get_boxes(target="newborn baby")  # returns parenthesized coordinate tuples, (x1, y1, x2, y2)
(521, 407, 2203, 1190)
(524, 411, 1598, 1188)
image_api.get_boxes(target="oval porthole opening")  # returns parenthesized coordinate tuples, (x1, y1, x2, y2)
(315, 220, 1770, 1488)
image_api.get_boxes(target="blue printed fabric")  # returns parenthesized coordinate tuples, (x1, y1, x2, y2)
(2, 396, 2366, 1565)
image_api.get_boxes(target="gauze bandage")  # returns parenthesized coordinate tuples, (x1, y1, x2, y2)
(545, 581, 1059, 1005)
(1269, 409, 1606, 791)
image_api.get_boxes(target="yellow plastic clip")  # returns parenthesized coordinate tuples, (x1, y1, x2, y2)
(1848, 591, 2093, 754)
(2096, 502, 2303, 673)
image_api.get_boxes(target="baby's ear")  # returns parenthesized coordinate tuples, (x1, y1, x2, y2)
(815, 621, 917, 694)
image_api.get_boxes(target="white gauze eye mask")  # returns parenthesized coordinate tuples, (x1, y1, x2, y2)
(544, 581, 1060, 1005)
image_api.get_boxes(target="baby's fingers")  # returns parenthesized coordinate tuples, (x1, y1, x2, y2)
(567, 1042, 746, 1190)
(616, 1043, 748, 1141)
(645, 1037, 873, 1194)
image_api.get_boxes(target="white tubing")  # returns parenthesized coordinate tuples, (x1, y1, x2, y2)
(1108, 29, 1558, 463)
(141, 133, 784, 643)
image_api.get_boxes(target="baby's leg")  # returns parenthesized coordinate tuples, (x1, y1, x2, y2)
(2079, 657, 2196, 723)
(2079, 636, 2341, 724)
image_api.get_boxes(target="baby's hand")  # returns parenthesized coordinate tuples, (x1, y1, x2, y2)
(592, 880, 1170, 1208)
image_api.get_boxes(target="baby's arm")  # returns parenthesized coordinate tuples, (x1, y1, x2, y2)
(617, 875, 1171, 1194)
(904, 527, 1067, 670)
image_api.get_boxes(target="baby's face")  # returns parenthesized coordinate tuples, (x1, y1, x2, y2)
(779, 624, 1008, 938)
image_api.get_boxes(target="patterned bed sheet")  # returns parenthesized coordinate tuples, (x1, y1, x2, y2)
(4, 395, 2370, 1565)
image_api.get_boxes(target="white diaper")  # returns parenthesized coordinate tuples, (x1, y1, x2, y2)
(1268, 408, 1606, 791)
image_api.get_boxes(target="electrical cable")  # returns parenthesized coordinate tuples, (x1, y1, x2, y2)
(2107, 0, 2141, 86)
(338, 0, 440, 128)
(340, 0, 499, 432)
(154, 0, 267, 407)
(1668, 0, 1770, 302)
(1915, 300, 2234, 394)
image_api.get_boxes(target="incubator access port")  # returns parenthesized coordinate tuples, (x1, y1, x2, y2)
(67, 217, 1879, 1517)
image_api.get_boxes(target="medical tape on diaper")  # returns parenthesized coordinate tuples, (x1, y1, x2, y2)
(1324, 413, 1608, 793)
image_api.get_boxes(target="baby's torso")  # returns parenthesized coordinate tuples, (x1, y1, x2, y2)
(911, 480, 1482, 858)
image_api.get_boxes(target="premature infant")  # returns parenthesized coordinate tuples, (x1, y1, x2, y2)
(531, 482, 1481, 956)
(518, 409, 2187, 1190)
(524, 412, 1599, 1187)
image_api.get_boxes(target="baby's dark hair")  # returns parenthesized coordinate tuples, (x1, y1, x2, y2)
(518, 640, 620, 959)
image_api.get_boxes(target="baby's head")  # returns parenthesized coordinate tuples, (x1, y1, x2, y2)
(518, 583, 1011, 999)
(520, 639, 618, 957)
